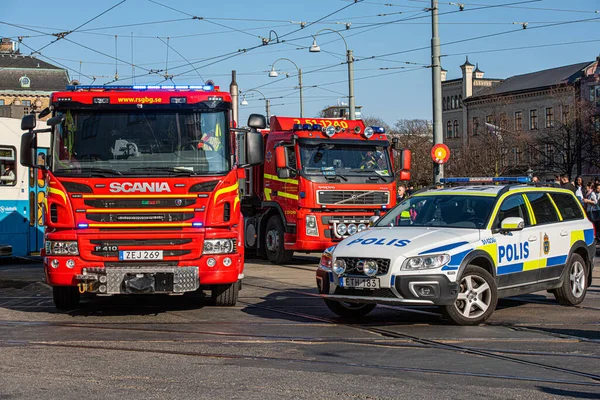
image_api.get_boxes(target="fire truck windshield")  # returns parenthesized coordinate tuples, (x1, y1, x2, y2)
(299, 142, 392, 177)
(51, 110, 230, 176)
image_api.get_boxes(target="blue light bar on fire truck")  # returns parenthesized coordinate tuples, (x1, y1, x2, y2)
(440, 177, 531, 184)
(65, 84, 215, 91)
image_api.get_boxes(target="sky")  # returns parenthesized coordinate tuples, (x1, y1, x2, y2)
(1, 0, 599, 126)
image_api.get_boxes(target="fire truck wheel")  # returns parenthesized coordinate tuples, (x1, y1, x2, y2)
(52, 286, 80, 310)
(211, 281, 239, 306)
(265, 216, 294, 264)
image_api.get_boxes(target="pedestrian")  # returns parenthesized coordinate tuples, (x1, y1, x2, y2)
(560, 174, 576, 193)
(554, 175, 561, 185)
(583, 183, 597, 221)
(1, 165, 15, 185)
(593, 184, 600, 240)
(396, 184, 407, 203)
(531, 176, 539, 184)
(574, 175, 584, 203)
(407, 184, 415, 196)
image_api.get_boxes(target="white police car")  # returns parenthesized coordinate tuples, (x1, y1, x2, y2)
(316, 177, 595, 325)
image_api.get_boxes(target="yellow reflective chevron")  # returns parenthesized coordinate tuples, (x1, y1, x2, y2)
(570, 230, 584, 247)
(477, 242, 498, 266)
(264, 188, 272, 201)
(277, 191, 299, 200)
(213, 182, 239, 204)
(264, 173, 298, 185)
(234, 195, 240, 211)
(48, 187, 67, 204)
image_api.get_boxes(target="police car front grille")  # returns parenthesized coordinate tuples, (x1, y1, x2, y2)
(317, 191, 389, 205)
(334, 287, 398, 298)
(338, 257, 390, 276)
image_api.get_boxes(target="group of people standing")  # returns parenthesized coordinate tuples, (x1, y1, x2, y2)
(569, 175, 600, 240)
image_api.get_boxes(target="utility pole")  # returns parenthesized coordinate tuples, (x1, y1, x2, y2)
(298, 69, 304, 118)
(230, 70, 239, 126)
(266, 99, 271, 123)
(431, 0, 443, 182)
(347, 49, 356, 120)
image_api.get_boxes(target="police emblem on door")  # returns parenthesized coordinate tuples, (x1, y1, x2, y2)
(543, 233, 550, 255)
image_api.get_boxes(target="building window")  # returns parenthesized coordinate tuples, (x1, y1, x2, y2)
(453, 120, 459, 137)
(446, 121, 453, 138)
(473, 117, 479, 136)
(529, 109, 537, 130)
(545, 107, 554, 128)
(0, 100, 4, 106)
(562, 105, 570, 123)
(514, 111, 522, 132)
(21, 100, 31, 107)
(590, 87, 596, 102)
(594, 116, 600, 133)
(0, 146, 17, 187)
(442, 98, 446, 111)
(459, 95, 463, 108)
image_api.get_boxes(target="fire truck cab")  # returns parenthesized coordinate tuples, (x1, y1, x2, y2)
(242, 116, 410, 264)
(19, 84, 265, 310)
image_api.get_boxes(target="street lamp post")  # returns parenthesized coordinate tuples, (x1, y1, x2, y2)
(309, 28, 355, 120)
(240, 89, 271, 122)
(268, 58, 303, 118)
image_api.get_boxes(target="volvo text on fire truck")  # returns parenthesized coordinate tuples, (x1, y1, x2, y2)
(19, 84, 264, 310)
(242, 116, 410, 264)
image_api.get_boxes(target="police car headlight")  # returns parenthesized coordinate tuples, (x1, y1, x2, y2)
(203, 239, 235, 254)
(402, 254, 450, 270)
(332, 259, 346, 275)
(336, 223, 347, 236)
(319, 253, 333, 270)
(45, 241, 79, 256)
(364, 260, 378, 276)
(306, 215, 319, 237)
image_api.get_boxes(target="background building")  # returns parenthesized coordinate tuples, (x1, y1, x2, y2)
(0, 38, 70, 119)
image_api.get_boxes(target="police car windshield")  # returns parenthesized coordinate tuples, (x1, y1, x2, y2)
(51, 110, 229, 176)
(376, 194, 495, 229)
(299, 142, 391, 176)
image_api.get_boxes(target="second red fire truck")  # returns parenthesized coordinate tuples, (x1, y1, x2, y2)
(242, 116, 410, 264)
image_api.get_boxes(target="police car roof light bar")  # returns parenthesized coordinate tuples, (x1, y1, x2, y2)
(65, 84, 215, 91)
(440, 177, 531, 184)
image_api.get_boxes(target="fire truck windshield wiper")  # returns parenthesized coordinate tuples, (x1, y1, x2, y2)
(128, 166, 195, 176)
(55, 167, 123, 177)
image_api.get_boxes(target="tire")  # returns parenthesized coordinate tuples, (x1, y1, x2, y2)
(324, 299, 376, 318)
(554, 254, 588, 306)
(264, 216, 294, 264)
(211, 281, 239, 306)
(443, 265, 497, 326)
(52, 286, 80, 310)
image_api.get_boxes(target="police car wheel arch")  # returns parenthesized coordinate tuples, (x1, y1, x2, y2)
(456, 250, 496, 279)
(564, 242, 592, 288)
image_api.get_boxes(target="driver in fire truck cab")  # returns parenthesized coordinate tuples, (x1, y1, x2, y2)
(184, 114, 222, 151)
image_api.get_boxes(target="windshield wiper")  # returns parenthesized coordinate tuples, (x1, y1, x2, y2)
(128, 167, 195, 176)
(55, 167, 123, 177)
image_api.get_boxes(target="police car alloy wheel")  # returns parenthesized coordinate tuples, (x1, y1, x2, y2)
(443, 266, 498, 326)
(324, 299, 376, 318)
(553, 253, 588, 306)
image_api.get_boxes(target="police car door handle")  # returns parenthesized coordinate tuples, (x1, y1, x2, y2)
(560, 231, 569, 237)
(528, 236, 538, 242)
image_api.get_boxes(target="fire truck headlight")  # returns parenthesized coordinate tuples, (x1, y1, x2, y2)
(324, 126, 336, 137)
(364, 127, 374, 139)
(358, 223, 367, 232)
(336, 223, 347, 236)
(203, 239, 236, 254)
(46, 241, 79, 256)
(306, 215, 319, 237)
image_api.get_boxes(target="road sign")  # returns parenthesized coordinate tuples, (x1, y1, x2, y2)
(431, 144, 450, 164)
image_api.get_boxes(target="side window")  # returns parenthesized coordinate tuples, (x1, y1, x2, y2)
(526, 192, 560, 224)
(495, 194, 531, 228)
(550, 192, 584, 221)
(287, 147, 297, 170)
(0, 146, 17, 187)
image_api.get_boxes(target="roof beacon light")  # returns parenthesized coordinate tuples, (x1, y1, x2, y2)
(66, 84, 215, 91)
(364, 127, 374, 139)
(293, 123, 302, 131)
(324, 126, 336, 137)
(302, 123, 312, 131)
(312, 124, 322, 131)
(371, 126, 385, 134)
(440, 177, 531, 184)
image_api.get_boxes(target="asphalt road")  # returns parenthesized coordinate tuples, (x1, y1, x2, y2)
(0, 254, 599, 400)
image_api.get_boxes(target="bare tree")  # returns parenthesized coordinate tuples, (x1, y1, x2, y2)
(388, 119, 433, 186)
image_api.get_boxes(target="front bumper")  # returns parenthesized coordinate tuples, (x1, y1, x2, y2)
(317, 268, 459, 306)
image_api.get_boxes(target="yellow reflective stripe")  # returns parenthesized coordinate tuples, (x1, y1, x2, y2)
(277, 191, 299, 200)
(87, 208, 195, 213)
(82, 194, 198, 199)
(213, 182, 239, 204)
(571, 229, 584, 247)
(523, 260, 539, 271)
(264, 173, 299, 185)
(523, 194, 537, 226)
(503, 223, 520, 229)
(234, 195, 240, 211)
(414, 192, 496, 197)
(48, 187, 67, 204)
(87, 222, 194, 228)
(539, 257, 548, 268)
(546, 194, 563, 221)
(264, 188, 272, 201)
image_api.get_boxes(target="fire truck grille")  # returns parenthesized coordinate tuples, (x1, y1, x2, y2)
(86, 213, 195, 222)
(92, 250, 191, 258)
(90, 239, 192, 246)
(84, 199, 196, 208)
(336, 257, 391, 276)
(317, 191, 389, 205)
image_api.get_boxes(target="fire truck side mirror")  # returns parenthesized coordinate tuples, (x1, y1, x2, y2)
(277, 169, 291, 179)
(275, 146, 287, 169)
(400, 149, 411, 171)
(244, 131, 264, 167)
(247, 113, 267, 130)
(21, 114, 36, 131)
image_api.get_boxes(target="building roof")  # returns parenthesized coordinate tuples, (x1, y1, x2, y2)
(460, 56, 474, 68)
(474, 63, 483, 74)
(0, 54, 63, 70)
(468, 61, 591, 100)
(0, 69, 70, 91)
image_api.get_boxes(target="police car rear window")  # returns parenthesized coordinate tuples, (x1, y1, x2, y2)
(526, 192, 560, 224)
(550, 192, 584, 221)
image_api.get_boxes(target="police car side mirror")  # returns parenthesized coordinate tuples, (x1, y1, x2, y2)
(500, 217, 524, 232)
(368, 215, 380, 227)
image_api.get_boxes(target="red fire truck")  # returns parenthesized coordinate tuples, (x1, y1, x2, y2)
(242, 116, 410, 264)
(19, 84, 265, 309)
